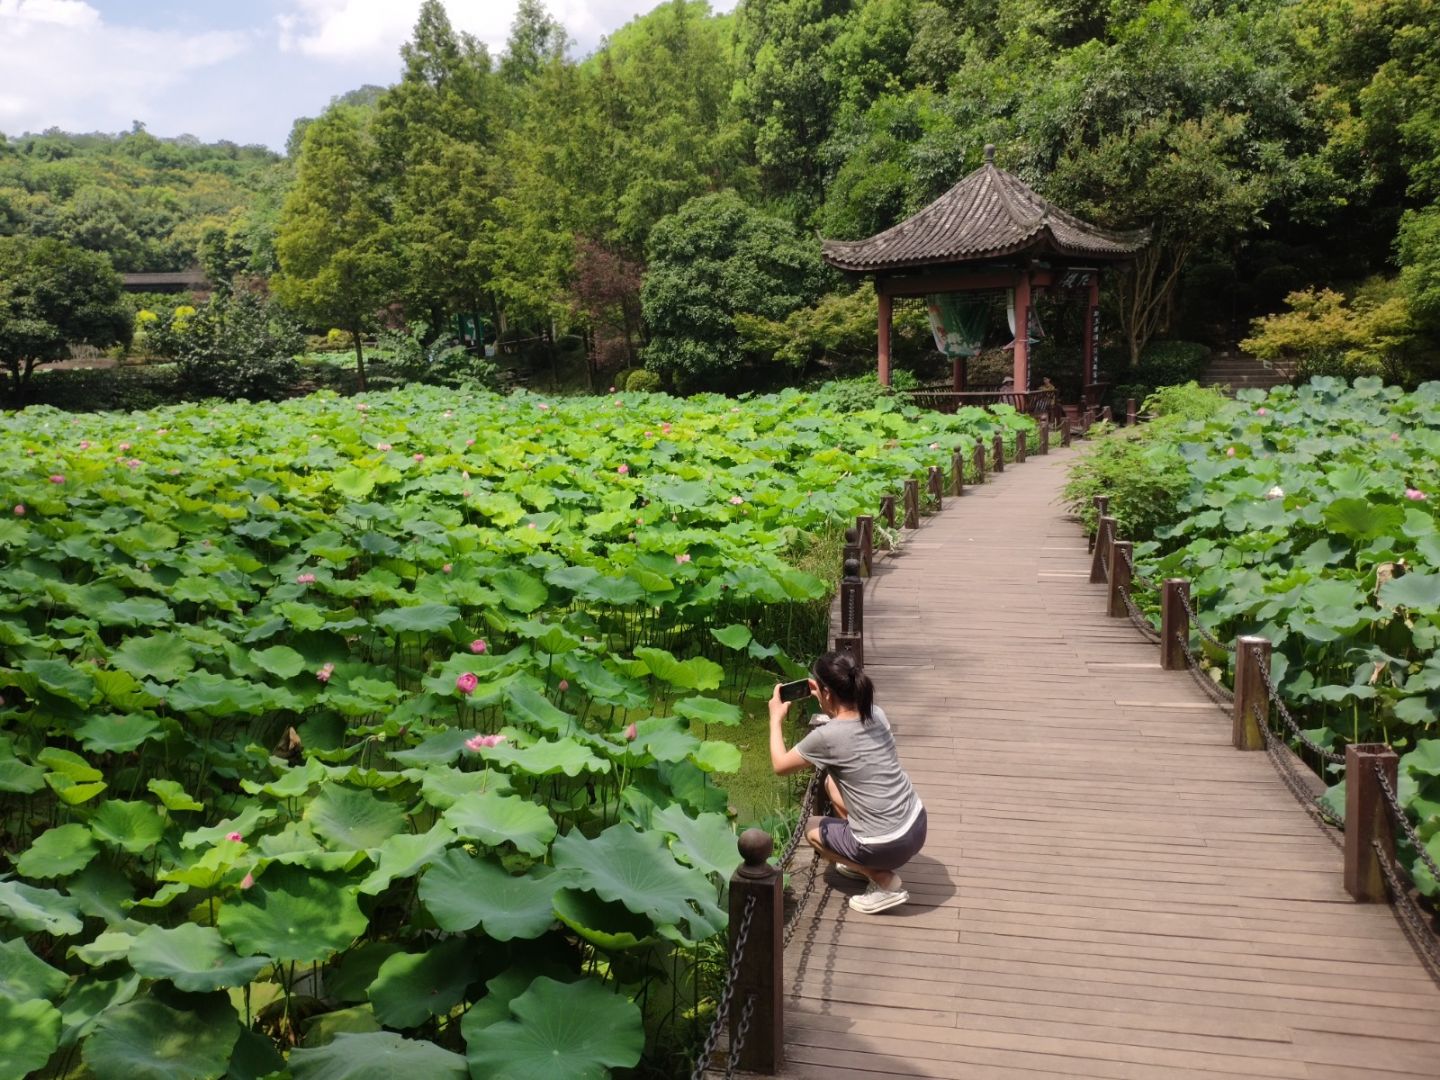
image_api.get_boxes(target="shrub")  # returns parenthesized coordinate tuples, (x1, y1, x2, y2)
(20, 364, 184, 412)
(1241, 281, 1417, 382)
(625, 369, 662, 392)
(169, 292, 302, 402)
(375, 321, 499, 391)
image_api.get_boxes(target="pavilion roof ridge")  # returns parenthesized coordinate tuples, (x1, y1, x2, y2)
(820, 155, 1150, 274)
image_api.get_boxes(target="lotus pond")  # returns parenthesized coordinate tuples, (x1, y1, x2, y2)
(0, 386, 1027, 1079)
(1092, 378, 1440, 898)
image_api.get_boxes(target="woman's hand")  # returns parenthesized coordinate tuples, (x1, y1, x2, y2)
(768, 684, 811, 776)
(768, 683, 791, 725)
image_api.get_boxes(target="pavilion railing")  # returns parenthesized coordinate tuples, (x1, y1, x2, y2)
(904, 387, 1059, 422)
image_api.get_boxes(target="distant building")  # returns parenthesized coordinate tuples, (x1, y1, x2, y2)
(120, 270, 211, 296)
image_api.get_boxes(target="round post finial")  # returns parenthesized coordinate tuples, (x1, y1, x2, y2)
(984, 143, 996, 163)
(737, 828, 774, 876)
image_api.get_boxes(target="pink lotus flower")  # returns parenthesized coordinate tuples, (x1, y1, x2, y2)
(295, 573, 316, 585)
(377, 443, 391, 451)
(661, 423, 672, 434)
(465, 437, 475, 446)
(240, 872, 255, 890)
(226, 831, 243, 842)
(558, 679, 569, 692)
(126, 458, 141, 469)
(1226, 447, 1236, 457)
(675, 553, 691, 564)
(614, 398, 623, 406)
(456, 672, 479, 695)
(1257, 407, 1268, 416)
(930, 443, 940, 449)
(156, 428, 168, 435)
(49, 474, 64, 484)
(617, 463, 629, 475)
(413, 453, 425, 463)
(609, 386, 616, 393)
(356, 403, 368, 411)
(470, 639, 487, 654)
(316, 663, 334, 683)
(624, 722, 637, 742)
(537, 402, 549, 411)
(1405, 488, 1427, 501)
(118, 442, 131, 451)
(527, 521, 537, 529)
(12, 505, 24, 516)
(461, 470, 470, 480)
(442, 563, 452, 573)
(443, 410, 453, 418)
(1391, 433, 1401, 442)
(465, 733, 507, 751)
(729, 495, 744, 505)
(79, 440, 90, 450)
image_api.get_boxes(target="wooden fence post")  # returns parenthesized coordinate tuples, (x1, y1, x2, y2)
(1015, 430, 1027, 463)
(972, 440, 986, 484)
(1083, 407, 1096, 432)
(842, 527, 860, 579)
(880, 494, 895, 529)
(903, 479, 920, 529)
(1060, 418, 1071, 447)
(1101, 405, 1113, 424)
(1107, 540, 1132, 618)
(730, 829, 784, 1073)
(840, 557, 864, 638)
(992, 432, 1005, 473)
(1344, 745, 1400, 903)
(1039, 421, 1050, 455)
(951, 449, 965, 496)
(1088, 515, 1115, 584)
(1232, 636, 1270, 751)
(856, 515, 873, 576)
(834, 631, 863, 668)
(927, 465, 944, 510)
(1160, 579, 1190, 671)
(1126, 398, 1138, 426)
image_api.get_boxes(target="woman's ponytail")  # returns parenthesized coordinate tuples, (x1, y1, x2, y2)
(813, 650, 876, 723)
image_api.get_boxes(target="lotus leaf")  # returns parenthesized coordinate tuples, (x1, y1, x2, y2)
(552, 823, 724, 941)
(217, 865, 367, 963)
(367, 938, 479, 1028)
(1381, 571, 1440, 611)
(653, 805, 741, 880)
(674, 695, 743, 726)
(289, 1031, 467, 1080)
(419, 850, 568, 940)
(182, 805, 277, 849)
(356, 827, 455, 894)
(56, 973, 140, 1048)
(83, 994, 239, 1080)
(89, 799, 168, 854)
(479, 736, 609, 777)
(0, 996, 62, 1080)
(299, 1005, 382, 1045)
(304, 785, 406, 852)
(551, 887, 660, 951)
(111, 634, 194, 683)
(373, 602, 461, 634)
(442, 790, 556, 856)
(21, 658, 96, 704)
(0, 936, 68, 1001)
(709, 623, 753, 650)
(247, 644, 306, 679)
(17, 823, 97, 878)
(465, 975, 644, 1080)
(490, 569, 548, 612)
(75, 712, 165, 754)
(129, 924, 270, 992)
(634, 646, 723, 690)
(146, 779, 204, 812)
(0, 878, 83, 936)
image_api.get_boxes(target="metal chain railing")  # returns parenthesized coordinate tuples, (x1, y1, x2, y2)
(1119, 584, 1162, 644)
(1374, 763, 1440, 887)
(690, 895, 756, 1080)
(1175, 628, 1236, 707)
(1373, 839, 1440, 979)
(1254, 706, 1345, 848)
(1177, 588, 1236, 653)
(1119, 544, 1157, 593)
(778, 769, 824, 870)
(723, 994, 758, 1080)
(1253, 654, 1345, 766)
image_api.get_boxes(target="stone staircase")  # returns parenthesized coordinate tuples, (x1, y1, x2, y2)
(1200, 351, 1294, 392)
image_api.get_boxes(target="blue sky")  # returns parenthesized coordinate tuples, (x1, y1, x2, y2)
(0, 0, 738, 151)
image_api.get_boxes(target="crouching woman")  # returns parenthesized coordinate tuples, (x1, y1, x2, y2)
(768, 650, 926, 914)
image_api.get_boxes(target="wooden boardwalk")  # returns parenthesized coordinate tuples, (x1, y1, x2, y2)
(779, 447, 1440, 1080)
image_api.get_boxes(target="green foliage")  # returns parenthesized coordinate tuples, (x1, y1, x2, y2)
(0, 236, 132, 401)
(20, 365, 183, 412)
(0, 384, 1018, 1073)
(374, 321, 498, 391)
(160, 291, 303, 402)
(624, 369, 662, 393)
(1241, 280, 1425, 383)
(641, 192, 824, 387)
(1111, 340, 1213, 409)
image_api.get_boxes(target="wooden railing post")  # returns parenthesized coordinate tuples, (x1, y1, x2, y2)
(879, 494, 895, 529)
(1039, 421, 1050, 455)
(902, 479, 920, 529)
(840, 556, 863, 638)
(842, 527, 860, 579)
(927, 465, 944, 510)
(1126, 398, 1138, 426)
(1107, 540, 1132, 618)
(992, 432, 1005, 473)
(1344, 745, 1400, 903)
(972, 440, 986, 484)
(730, 829, 784, 1072)
(1088, 515, 1115, 584)
(1083, 406, 1096, 432)
(951, 449, 965, 496)
(1232, 636, 1270, 751)
(1015, 430, 1027, 463)
(1060, 418, 1071, 447)
(1160, 579, 1190, 671)
(1101, 405, 1113, 424)
(856, 514, 873, 576)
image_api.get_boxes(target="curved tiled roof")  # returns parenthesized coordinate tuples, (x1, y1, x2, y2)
(821, 147, 1149, 273)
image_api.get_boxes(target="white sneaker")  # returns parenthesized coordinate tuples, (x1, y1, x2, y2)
(847, 876, 908, 914)
(834, 863, 867, 881)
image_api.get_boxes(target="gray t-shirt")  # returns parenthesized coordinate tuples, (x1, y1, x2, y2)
(795, 705, 922, 844)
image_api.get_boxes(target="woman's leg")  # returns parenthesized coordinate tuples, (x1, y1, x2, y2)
(804, 815, 900, 888)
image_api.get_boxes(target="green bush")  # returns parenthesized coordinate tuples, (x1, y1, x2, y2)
(375, 322, 499, 391)
(810, 370, 917, 412)
(170, 292, 303, 402)
(625, 369, 662, 392)
(19, 364, 184, 412)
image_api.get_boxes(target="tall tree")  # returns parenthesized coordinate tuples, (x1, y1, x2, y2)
(0, 236, 131, 402)
(500, 0, 569, 85)
(273, 106, 394, 390)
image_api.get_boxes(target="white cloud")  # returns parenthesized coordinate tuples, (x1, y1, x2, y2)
(0, 3, 249, 134)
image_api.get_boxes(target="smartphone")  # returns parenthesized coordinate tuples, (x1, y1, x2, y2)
(778, 679, 812, 703)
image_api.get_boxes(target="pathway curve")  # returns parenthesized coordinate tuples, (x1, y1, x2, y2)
(779, 447, 1440, 1080)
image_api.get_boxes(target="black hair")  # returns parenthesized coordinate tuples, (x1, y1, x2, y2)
(811, 650, 875, 723)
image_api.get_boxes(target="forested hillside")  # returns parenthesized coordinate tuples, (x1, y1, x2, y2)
(2, 0, 1437, 392)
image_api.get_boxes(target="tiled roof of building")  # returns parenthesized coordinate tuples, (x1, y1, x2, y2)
(120, 270, 210, 287)
(821, 146, 1150, 273)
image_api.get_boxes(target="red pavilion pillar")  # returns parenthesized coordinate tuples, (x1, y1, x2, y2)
(1082, 275, 1100, 404)
(877, 288, 892, 387)
(1013, 271, 1031, 391)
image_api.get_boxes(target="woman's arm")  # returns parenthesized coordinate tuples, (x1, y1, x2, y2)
(768, 684, 812, 776)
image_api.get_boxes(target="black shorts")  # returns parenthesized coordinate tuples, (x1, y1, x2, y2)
(818, 806, 927, 871)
